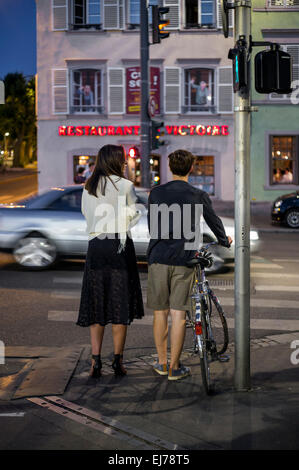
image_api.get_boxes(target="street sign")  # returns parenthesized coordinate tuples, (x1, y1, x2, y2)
(0, 81, 4, 104)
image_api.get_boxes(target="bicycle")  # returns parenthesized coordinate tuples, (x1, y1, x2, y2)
(186, 241, 230, 395)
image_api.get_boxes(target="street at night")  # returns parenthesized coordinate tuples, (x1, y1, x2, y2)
(1, 0, 299, 457)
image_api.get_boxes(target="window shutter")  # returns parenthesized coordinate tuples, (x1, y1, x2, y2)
(216, 0, 233, 30)
(164, 67, 181, 114)
(216, 0, 222, 29)
(104, 0, 123, 29)
(52, 0, 68, 31)
(52, 69, 69, 114)
(108, 68, 125, 114)
(217, 66, 233, 114)
(163, 0, 180, 29)
(286, 44, 299, 82)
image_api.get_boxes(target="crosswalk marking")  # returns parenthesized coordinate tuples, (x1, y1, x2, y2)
(252, 272, 299, 279)
(48, 310, 299, 331)
(272, 259, 299, 263)
(255, 285, 299, 293)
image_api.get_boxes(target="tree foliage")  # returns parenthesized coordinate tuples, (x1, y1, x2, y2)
(0, 73, 36, 167)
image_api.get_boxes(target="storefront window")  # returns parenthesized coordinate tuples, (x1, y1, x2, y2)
(73, 155, 96, 183)
(184, 68, 214, 113)
(188, 156, 215, 195)
(71, 69, 103, 114)
(271, 136, 297, 185)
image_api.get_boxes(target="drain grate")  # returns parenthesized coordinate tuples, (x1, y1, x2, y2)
(209, 279, 234, 287)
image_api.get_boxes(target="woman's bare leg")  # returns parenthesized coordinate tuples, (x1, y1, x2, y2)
(90, 324, 105, 356)
(112, 324, 128, 355)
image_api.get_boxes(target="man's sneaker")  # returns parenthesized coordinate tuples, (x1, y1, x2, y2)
(168, 365, 191, 381)
(152, 362, 169, 376)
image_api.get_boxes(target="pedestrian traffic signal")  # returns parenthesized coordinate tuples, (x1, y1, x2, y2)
(152, 6, 170, 44)
(255, 46, 292, 94)
(151, 120, 165, 150)
(128, 146, 140, 158)
(228, 39, 248, 92)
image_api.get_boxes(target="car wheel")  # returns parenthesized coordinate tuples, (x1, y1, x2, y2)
(13, 233, 57, 269)
(285, 209, 299, 229)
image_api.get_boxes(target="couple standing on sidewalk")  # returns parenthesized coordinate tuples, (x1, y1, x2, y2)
(76, 144, 232, 380)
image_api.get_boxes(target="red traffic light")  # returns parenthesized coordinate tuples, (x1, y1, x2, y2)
(128, 146, 140, 158)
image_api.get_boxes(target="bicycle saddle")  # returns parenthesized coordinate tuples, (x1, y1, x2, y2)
(186, 252, 213, 269)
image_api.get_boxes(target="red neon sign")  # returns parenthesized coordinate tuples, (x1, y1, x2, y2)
(58, 124, 229, 137)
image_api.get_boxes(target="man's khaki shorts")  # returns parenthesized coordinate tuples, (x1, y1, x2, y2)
(147, 263, 195, 311)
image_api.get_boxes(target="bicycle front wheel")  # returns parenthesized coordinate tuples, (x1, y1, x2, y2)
(208, 290, 229, 356)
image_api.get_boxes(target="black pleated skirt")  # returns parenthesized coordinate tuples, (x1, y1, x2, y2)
(76, 235, 144, 327)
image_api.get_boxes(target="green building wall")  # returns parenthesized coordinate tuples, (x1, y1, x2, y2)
(250, 0, 299, 201)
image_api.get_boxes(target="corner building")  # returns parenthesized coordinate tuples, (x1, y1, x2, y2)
(36, 0, 235, 200)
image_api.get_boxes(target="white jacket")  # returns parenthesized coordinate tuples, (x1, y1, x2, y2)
(81, 175, 141, 251)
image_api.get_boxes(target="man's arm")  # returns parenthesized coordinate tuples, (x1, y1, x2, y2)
(201, 192, 231, 247)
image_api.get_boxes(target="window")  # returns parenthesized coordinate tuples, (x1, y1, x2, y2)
(185, 0, 215, 28)
(71, 69, 103, 114)
(270, 136, 298, 185)
(267, 0, 299, 7)
(72, 0, 101, 29)
(47, 190, 83, 212)
(184, 68, 215, 113)
(128, 0, 155, 27)
(188, 156, 215, 195)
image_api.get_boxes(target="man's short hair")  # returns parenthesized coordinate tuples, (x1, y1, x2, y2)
(168, 150, 195, 176)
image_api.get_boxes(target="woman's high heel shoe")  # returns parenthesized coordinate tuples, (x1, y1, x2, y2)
(112, 354, 127, 376)
(90, 354, 102, 378)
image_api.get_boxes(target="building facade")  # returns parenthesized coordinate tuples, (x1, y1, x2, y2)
(36, 0, 235, 200)
(251, 0, 299, 202)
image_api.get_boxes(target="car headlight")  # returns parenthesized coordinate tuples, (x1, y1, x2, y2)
(250, 230, 259, 241)
(274, 200, 283, 208)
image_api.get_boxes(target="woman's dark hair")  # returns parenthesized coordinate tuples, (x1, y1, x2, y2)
(85, 144, 126, 197)
(168, 149, 195, 176)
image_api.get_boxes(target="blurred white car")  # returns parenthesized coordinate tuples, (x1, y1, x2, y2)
(0, 185, 260, 270)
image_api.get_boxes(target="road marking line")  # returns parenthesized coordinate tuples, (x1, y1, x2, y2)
(0, 413, 25, 417)
(252, 272, 299, 279)
(51, 291, 80, 299)
(48, 310, 78, 322)
(272, 259, 299, 263)
(28, 396, 181, 450)
(220, 298, 299, 309)
(255, 285, 299, 293)
(53, 277, 83, 284)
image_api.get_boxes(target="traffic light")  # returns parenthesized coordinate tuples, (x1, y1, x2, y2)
(152, 6, 170, 44)
(151, 120, 165, 150)
(228, 39, 248, 92)
(128, 146, 139, 158)
(255, 46, 292, 94)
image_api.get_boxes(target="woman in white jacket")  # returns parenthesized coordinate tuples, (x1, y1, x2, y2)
(76, 144, 144, 377)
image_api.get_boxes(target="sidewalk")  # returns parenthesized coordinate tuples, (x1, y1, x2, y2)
(1, 332, 299, 450)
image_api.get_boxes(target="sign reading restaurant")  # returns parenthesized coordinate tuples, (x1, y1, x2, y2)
(58, 124, 230, 137)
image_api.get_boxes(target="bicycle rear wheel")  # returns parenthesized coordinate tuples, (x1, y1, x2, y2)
(199, 305, 213, 395)
(207, 289, 229, 356)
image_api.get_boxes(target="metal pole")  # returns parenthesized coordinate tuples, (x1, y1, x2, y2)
(234, 1, 251, 390)
(140, 0, 151, 188)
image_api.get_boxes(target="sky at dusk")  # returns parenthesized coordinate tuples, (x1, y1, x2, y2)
(0, 0, 36, 80)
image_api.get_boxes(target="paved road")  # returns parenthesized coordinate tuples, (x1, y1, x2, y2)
(0, 172, 38, 204)
(0, 232, 298, 358)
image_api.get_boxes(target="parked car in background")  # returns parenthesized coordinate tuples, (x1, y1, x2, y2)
(272, 192, 299, 228)
(0, 185, 260, 271)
